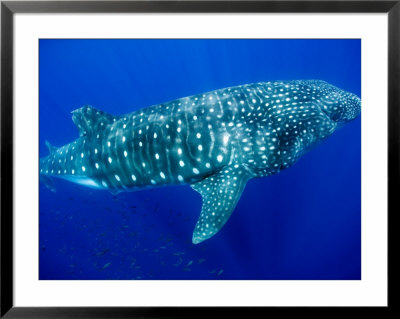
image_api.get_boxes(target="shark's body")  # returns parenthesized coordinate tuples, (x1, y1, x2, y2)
(40, 80, 361, 244)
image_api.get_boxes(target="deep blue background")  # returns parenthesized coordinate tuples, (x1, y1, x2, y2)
(39, 39, 361, 280)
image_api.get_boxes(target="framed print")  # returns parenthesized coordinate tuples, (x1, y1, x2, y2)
(1, 1, 397, 318)
(38, 38, 362, 280)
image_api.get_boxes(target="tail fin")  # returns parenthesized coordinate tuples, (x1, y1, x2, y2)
(40, 174, 56, 192)
(39, 156, 56, 192)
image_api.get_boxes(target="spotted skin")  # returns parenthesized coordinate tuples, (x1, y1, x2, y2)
(40, 80, 361, 244)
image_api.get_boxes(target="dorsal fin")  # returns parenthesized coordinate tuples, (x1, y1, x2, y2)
(45, 140, 57, 154)
(190, 164, 250, 244)
(71, 105, 116, 136)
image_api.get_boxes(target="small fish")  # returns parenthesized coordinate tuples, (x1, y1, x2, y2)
(94, 248, 110, 257)
(173, 252, 185, 256)
(102, 262, 111, 270)
(186, 260, 193, 266)
(197, 258, 206, 264)
(182, 267, 191, 272)
(217, 269, 224, 276)
(128, 231, 139, 237)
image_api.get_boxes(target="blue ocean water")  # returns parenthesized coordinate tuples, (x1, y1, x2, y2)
(39, 39, 361, 280)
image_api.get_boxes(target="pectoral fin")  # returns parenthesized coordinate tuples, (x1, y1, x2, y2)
(190, 165, 250, 244)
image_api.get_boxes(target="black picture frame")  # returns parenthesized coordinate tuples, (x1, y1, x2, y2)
(1, 1, 397, 318)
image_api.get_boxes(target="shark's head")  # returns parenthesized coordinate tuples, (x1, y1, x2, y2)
(305, 80, 361, 124)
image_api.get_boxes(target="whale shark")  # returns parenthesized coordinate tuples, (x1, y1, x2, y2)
(39, 80, 361, 244)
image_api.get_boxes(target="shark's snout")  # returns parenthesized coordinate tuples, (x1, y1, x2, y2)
(312, 83, 361, 124)
(326, 91, 361, 123)
(342, 93, 361, 122)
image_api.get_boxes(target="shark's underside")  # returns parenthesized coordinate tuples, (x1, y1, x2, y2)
(40, 80, 361, 244)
